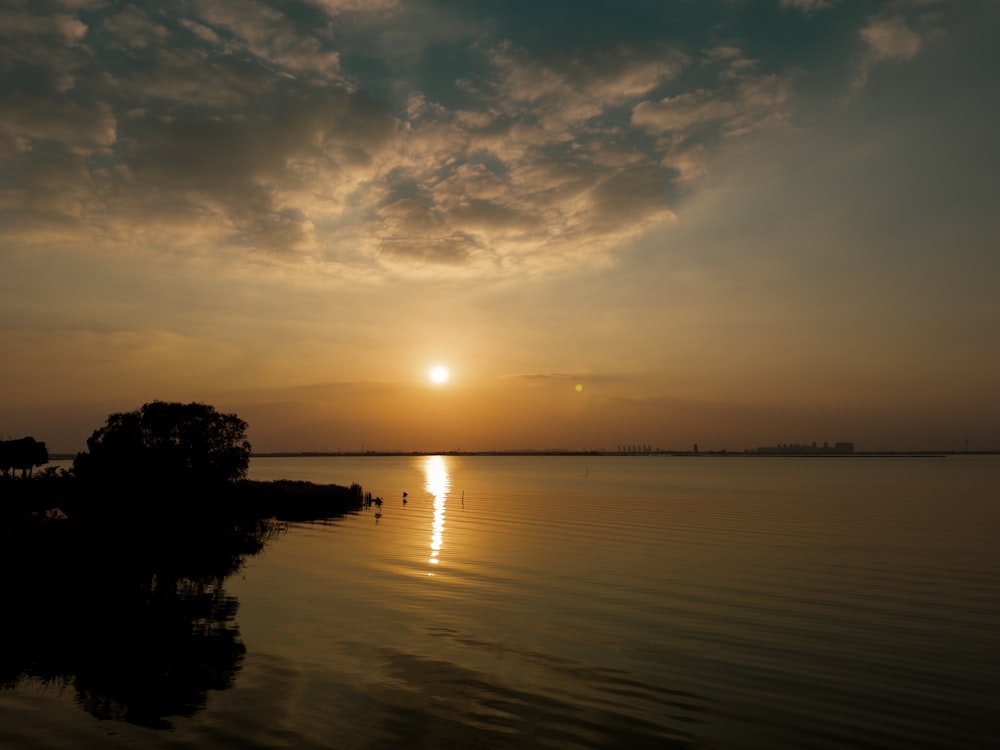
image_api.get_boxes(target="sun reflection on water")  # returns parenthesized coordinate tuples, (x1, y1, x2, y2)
(423, 455, 451, 568)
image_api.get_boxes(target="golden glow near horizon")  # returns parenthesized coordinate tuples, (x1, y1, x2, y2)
(429, 366, 450, 384)
(424, 455, 451, 568)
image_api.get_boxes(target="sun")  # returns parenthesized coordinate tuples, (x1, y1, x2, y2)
(429, 365, 450, 384)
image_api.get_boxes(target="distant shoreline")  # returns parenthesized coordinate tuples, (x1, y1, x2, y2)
(247, 450, 995, 458)
(46, 450, 998, 461)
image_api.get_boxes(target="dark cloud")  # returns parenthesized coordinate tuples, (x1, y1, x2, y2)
(101, 4, 170, 49)
(781, 0, 841, 13)
(0, 0, 990, 274)
(108, 88, 401, 253)
(585, 164, 673, 233)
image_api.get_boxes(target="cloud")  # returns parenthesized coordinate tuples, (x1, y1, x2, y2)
(569, 48, 686, 102)
(178, 18, 222, 45)
(780, 0, 840, 12)
(0, 3, 704, 277)
(113, 47, 273, 109)
(0, 4, 811, 278)
(190, 0, 342, 80)
(0, 6, 94, 98)
(852, 13, 926, 91)
(632, 72, 792, 138)
(584, 164, 675, 234)
(0, 150, 95, 219)
(632, 90, 738, 133)
(52, 0, 108, 9)
(485, 42, 685, 137)
(0, 10, 87, 43)
(659, 139, 709, 184)
(728, 74, 793, 135)
(372, 196, 492, 271)
(347, 39, 694, 273)
(703, 46, 758, 80)
(369, 114, 680, 272)
(860, 15, 922, 62)
(101, 4, 170, 50)
(0, 91, 117, 150)
(111, 88, 403, 255)
(304, 0, 402, 16)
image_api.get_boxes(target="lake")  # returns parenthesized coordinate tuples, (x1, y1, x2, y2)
(1, 455, 997, 748)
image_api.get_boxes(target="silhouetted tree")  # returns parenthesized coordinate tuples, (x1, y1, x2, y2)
(73, 401, 251, 489)
(0, 437, 48, 478)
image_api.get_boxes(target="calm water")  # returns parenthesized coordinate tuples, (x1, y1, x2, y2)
(1, 455, 997, 748)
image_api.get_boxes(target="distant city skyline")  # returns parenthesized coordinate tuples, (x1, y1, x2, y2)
(46, 437, 1000, 460)
(2, 1, 998, 454)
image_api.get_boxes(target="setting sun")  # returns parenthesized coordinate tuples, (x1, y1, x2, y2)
(429, 366, 450, 384)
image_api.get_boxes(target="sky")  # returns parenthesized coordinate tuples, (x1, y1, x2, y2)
(1, 0, 998, 454)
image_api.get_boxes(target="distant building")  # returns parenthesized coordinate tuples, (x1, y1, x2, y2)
(755, 441, 853, 455)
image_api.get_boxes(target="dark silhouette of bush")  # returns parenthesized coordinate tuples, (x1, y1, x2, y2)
(225, 479, 366, 521)
(0, 437, 48, 478)
(0, 406, 370, 728)
(73, 401, 251, 491)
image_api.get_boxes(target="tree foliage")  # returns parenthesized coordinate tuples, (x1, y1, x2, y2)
(0, 437, 48, 478)
(74, 402, 251, 488)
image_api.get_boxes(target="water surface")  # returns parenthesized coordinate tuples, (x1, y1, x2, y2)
(1, 455, 997, 748)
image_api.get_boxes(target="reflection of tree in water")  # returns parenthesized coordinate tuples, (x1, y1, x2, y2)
(0, 516, 280, 729)
(73, 576, 244, 728)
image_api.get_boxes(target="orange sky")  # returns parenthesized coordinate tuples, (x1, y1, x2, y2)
(1, 1, 998, 453)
